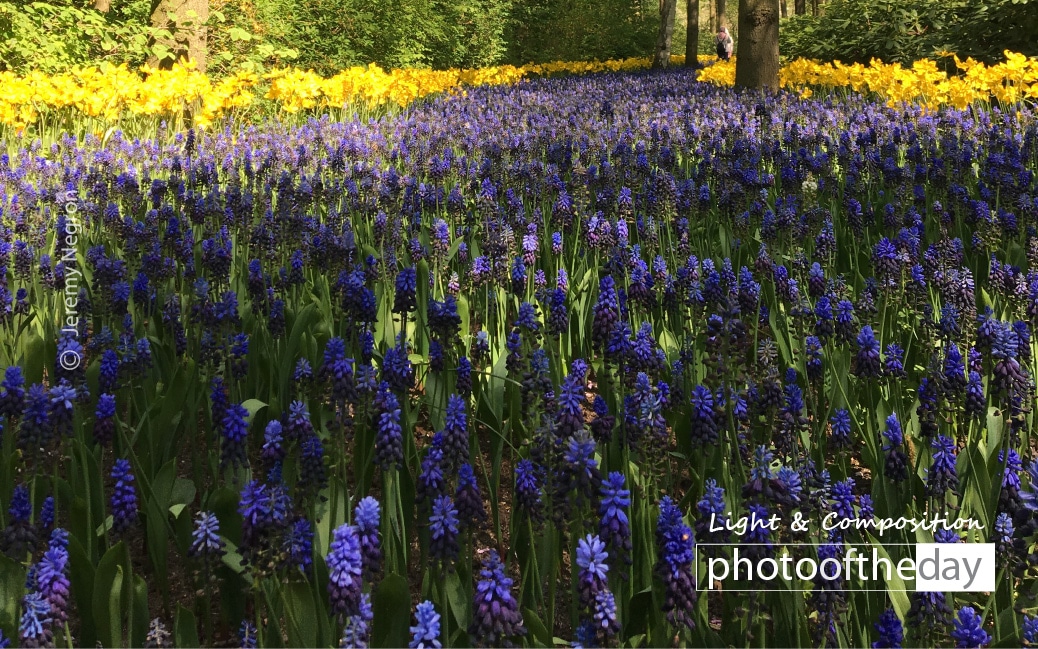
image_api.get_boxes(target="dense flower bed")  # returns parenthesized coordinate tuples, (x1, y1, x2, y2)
(704, 51, 1038, 108)
(0, 68, 1037, 647)
(1, 50, 1036, 129)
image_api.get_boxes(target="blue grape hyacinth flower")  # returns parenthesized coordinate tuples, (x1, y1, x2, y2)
(189, 511, 225, 562)
(950, 606, 990, 648)
(354, 496, 381, 580)
(409, 600, 442, 649)
(110, 459, 138, 534)
(470, 550, 526, 647)
(326, 524, 364, 618)
(1023, 614, 1038, 645)
(19, 592, 51, 647)
(575, 534, 609, 609)
(872, 608, 903, 648)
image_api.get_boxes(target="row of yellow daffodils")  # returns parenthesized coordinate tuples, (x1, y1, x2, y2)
(1, 51, 1035, 129)
(0, 64, 260, 129)
(0, 57, 667, 129)
(697, 51, 1038, 110)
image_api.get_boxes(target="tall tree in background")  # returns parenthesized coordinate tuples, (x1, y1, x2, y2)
(652, 0, 677, 68)
(794, 0, 805, 13)
(734, 0, 779, 88)
(780, 0, 786, 17)
(685, 0, 700, 66)
(715, 0, 726, 28)
(149, 0, 209, 71)
(94, 0, 111, 12)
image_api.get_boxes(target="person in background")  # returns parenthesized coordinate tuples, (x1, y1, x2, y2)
(716, 26, 734, 62)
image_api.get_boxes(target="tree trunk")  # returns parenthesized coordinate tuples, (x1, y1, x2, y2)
(794, 0, 805, 14)
(149, 0, 209, 72)
(811, 0, 817, 14)
(652, 0, 678, 68)
(780, 0, 787, 18)
(716, 0, 726, 29)
(94, 0, 111, 12)
(684, 0, 700, 67)
(734, 0, 779, 89)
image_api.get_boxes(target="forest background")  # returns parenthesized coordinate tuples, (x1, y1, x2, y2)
(1, 0, 1036, 78)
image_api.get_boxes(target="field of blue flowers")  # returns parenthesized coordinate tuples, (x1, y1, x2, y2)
(0, 68, 1037, 648)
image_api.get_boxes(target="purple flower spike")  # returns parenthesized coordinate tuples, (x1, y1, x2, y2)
(326, 524, 364, 618)
(470, 550, 526, 647)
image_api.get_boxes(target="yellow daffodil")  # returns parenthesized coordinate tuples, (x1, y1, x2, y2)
(1, 52, 1036, 130)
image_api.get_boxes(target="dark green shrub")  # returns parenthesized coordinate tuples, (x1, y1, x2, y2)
(779, 0, 1038, 66)
(505, 0, 658, 64)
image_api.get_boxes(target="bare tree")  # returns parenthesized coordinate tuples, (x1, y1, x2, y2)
(734, 0, 779, 89)
(149, 0, 210, 71)
(685, 0, 700, 67)
(653, 0, 678, 68)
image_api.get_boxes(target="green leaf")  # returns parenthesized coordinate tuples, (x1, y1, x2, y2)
(0, 554, 25, 635)
(21, 330, 45, 385)
(227, 27, 252, 41)
(416, 259, 431, 356)
(523, 608, 552, 647)
(93, 542, 131, 648)
(171, 477, 196, 506)
(96, 514, 115, 537)
(174, 604, 199, 648)
(445, 570, 470, 629)
(108, 567, 125, 648)
(150, 460, 177, 509)
(144, 500, 169, 601)
(219, 538, 247, 576)
(131, 575, 149, 647)
(67, 536, 97, 646)
(659, 327, 679, 355)
(208, 486, 244, 546)
(457, 295, 470, 345)
(241, 398, 268, 423)
(284, 582, 319, 647)
(372, 574, 411, 648)
(624, 589, 655, 640)
(985, 407, 1003, 460)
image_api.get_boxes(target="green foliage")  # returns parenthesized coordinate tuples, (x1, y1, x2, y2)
(424, 0, 511, 69)
(0, 0, 668, 74)
(779, 0, 1038, 65)
(205, 6, 300, 76)
(938, 0, 1038, 64)
(225, 0, 513, 74)
(7, 0, 1036, 76)
(0, 1, 155, 72)
(0, 0, 294, 75)
(506, 0, 658, 64)
(0, 0, 513, 75)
